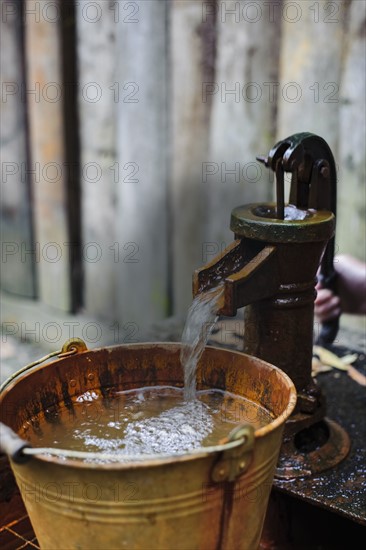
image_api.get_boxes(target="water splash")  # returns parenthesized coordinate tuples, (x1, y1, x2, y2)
(181, 284, 224, 400)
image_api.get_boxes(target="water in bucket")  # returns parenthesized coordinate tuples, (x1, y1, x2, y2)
(22, 386, 273, 460)
(20, 283, 271, 461)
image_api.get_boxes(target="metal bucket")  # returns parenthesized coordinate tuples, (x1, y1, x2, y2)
(0, 341, 296, 550)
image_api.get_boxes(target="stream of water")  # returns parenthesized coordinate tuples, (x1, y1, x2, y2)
(180, 283, 225, 400)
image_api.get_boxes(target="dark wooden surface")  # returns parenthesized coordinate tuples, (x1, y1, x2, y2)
(274, 344, 366, 526)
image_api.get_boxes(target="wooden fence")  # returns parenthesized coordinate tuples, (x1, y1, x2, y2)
(1, 0, 365, 347)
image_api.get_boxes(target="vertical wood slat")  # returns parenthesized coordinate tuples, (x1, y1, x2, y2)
(337, 0, 366, 335)
(277, 0, 346, 152)
(0, 0, 35, 297)
(76, 1, 117, 320)
(171, 0, 215, 315)
(25, 0, 71, 311)
(277, 0, 346, 209)
(61, 0, 82, 313)
(337, 0, 366, 260)
(206, 0, 281, 246)
(116, 0, 169, 332)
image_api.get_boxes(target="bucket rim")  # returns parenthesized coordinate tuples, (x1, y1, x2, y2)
(1, 342, 296, 469)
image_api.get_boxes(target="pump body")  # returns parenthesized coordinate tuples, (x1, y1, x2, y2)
(194, 133, 350, 477)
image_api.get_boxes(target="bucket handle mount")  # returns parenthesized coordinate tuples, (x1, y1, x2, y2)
(0, 338, 88, 395)
(212, 424, 254, 482)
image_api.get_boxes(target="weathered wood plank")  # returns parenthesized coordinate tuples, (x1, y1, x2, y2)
(171, 0, 215, 315)
(277, 0, 345, 153)
(24, 0, 71, 311)
(337, 0, 366, 260)
(337, 0, 366, 335)
(115, 0, 169, 331)
(277, 0, 347, 216)
(76, 1, 117, 320)
(0, 0, 35, 297)
(207, 0, 280, 245)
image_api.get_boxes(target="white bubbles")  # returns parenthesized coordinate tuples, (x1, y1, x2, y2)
(122, 399, 214, 455)
(76, 390, 99, 403)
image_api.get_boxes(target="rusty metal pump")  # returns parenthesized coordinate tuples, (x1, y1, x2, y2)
(194, 132, 350, 478)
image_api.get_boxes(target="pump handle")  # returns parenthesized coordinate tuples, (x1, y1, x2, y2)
(260, 133, 339, 344)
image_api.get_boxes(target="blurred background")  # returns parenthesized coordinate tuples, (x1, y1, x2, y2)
(1, 0, 365, 352)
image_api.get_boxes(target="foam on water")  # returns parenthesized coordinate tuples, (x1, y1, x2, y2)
(77, 399, 213, 456)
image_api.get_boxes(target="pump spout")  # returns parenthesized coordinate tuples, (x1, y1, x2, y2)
(193, 240, 279, 317)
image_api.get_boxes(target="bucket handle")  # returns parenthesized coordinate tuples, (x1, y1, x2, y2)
(0, 420, 254, 478)
(0, 338, 88, 395)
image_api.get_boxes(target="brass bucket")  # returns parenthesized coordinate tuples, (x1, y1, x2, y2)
(0, 341, 296, 550)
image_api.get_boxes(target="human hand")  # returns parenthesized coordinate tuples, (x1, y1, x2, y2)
(315, 254, 366, 323)
(314, 286, 341, 323)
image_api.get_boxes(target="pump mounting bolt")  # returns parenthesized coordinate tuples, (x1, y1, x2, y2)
(321, 166, 330, 178)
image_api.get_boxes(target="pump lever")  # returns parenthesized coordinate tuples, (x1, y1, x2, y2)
(258, 133, 339, 344)
(256, 153, 287, 220)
